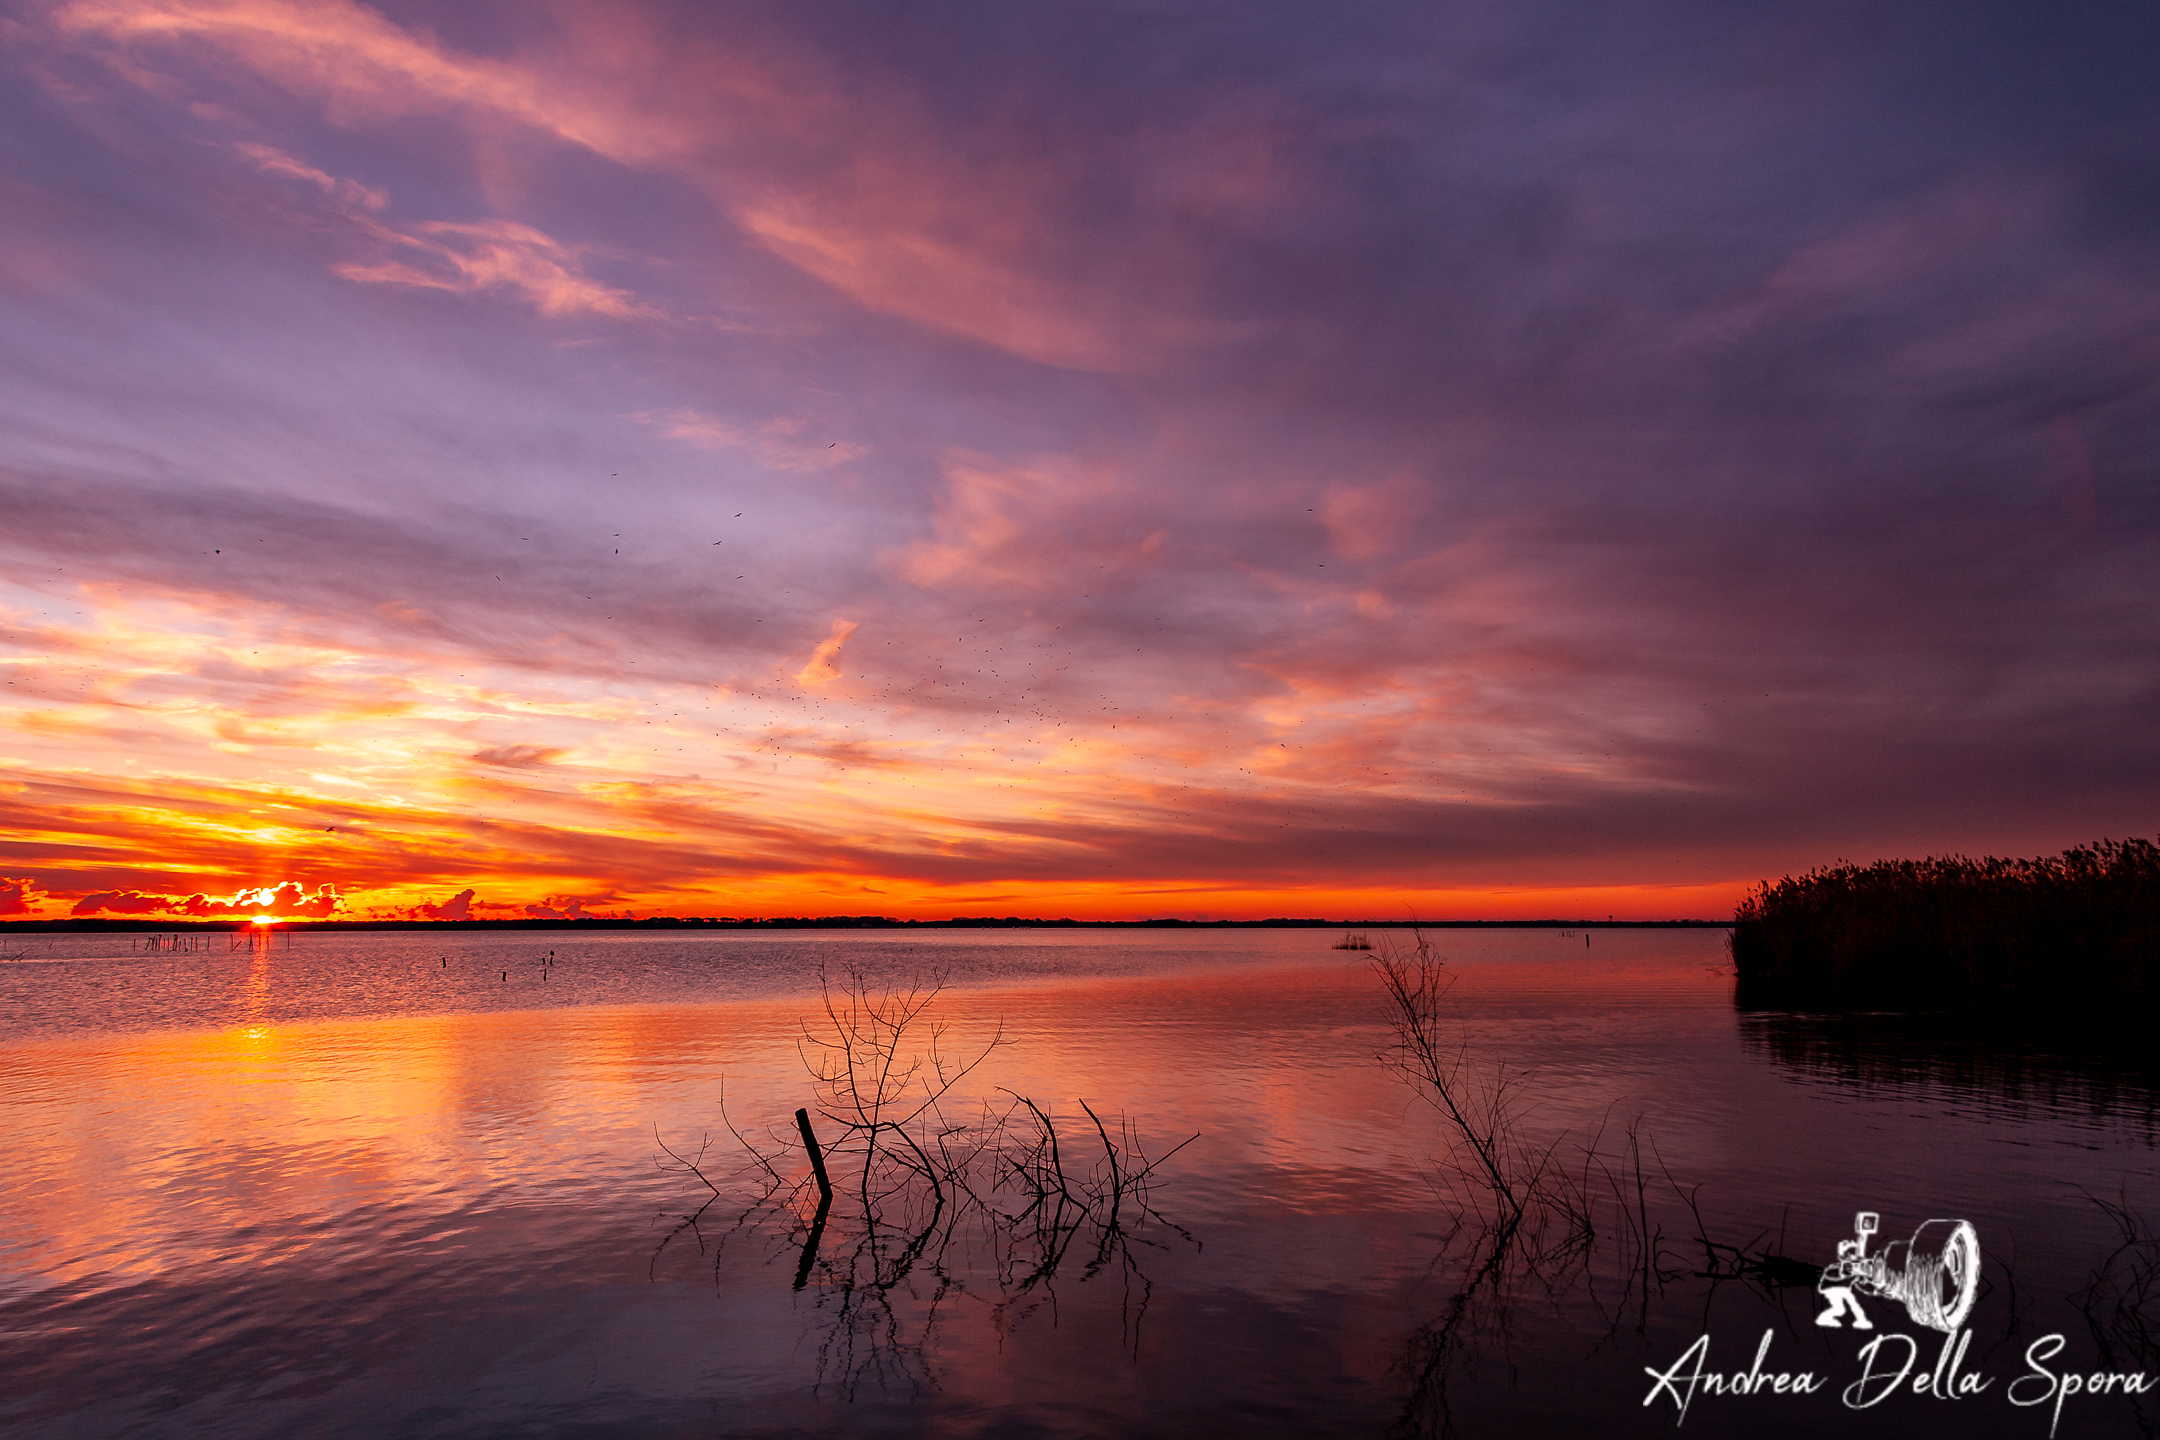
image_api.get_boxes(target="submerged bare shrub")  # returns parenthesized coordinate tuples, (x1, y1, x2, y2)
(1374, 932, 1822, 1437)
(654, 963, 1195, 1393)
(1374, 930, 1530, 1222)
(2074, 1189, 2160, 1424)
(796, 963, 1009, 1220)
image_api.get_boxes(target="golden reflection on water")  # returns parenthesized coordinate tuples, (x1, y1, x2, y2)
(240, 941, 271, 1026)
(5, 934, 2158, 1439)
(0, 953, 1712, 1302)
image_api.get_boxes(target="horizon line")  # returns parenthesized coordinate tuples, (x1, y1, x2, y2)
(2, 915, 1737, 931)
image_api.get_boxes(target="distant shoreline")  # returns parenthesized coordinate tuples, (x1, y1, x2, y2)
(0, 916, 1735, 933)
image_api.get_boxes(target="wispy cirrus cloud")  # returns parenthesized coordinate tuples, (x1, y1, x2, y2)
(52, 0, 1248, 369)
(234, 141, 387, 209)
(633, 409, 862, 470)
(54, 0, 667, 158)
(332, 217, 658, 318)
(235, 141, 659, 318)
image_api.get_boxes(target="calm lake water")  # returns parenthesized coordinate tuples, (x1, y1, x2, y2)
(2, 928, 2154, 1437)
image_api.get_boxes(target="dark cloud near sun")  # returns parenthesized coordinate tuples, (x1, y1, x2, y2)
(470, 744, 567, 768)
(69, 882, 340, 919)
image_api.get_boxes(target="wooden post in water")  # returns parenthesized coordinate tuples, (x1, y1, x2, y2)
(794, 1108, 834, 1205)
(792, 1107, 835, 1290)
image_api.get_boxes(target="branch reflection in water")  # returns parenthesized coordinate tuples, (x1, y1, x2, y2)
(2076, 1189, 2160, 1430)
(652, 963, 1198, 1397)
(1740, 1009, 2160, 1132)
(1379, 932, 2160, 1438)
(1376, 930, 1833, 1437)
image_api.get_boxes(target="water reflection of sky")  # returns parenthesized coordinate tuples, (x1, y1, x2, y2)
(1, 929, 2154, 1436)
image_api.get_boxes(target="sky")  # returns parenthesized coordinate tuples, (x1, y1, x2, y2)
(3, 0, 2158, 922)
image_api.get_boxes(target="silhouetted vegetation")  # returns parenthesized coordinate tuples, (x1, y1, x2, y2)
(1366, 934, 2160, 1438)
(1732, 836, 2160, 1014)
(652, 964, 1195, 1396)
(2074, 1190, 2160, 1433)
(1374, 931, 1834, 1436)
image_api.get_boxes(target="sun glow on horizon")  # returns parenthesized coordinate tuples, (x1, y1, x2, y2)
(3, 578, 1761, 923)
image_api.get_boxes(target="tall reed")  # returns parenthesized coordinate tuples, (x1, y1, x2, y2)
(1731, 836, 2160, 1013)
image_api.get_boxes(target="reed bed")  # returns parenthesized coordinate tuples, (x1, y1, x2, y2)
(1731, 836, 2160, 1013)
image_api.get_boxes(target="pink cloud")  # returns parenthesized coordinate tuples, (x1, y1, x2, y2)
(233, 127, 664, 320)
(334, 219, 659, 319)
(734, 194, 1157, 371)
(633, 409, 864, 471)
(897, 454, 1158, 593)
(1, 877, 48, 916)
(236, 141, 387, 209)
(1321, 474, 1427, 562)
(54, 0, 662, 160)
(59, 0, 1225, 368)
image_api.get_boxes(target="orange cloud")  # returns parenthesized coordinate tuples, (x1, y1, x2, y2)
(0, 514, 1770, 923)
(0, 876, 47, 916)
(794, 619, 858, 685)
